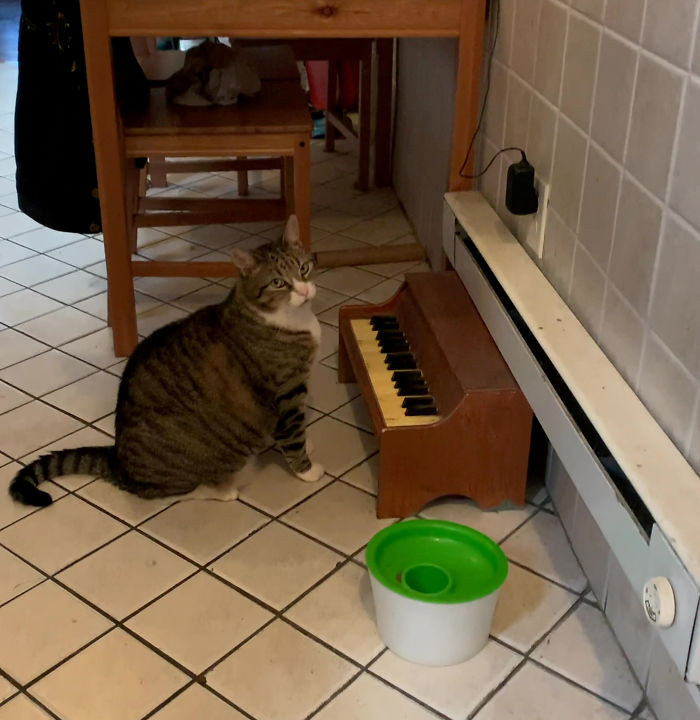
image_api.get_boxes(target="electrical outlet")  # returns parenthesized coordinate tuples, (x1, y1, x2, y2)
(516, 177, 550, 259)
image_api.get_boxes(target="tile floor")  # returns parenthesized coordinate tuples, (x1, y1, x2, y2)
(0, 60, 657, 719)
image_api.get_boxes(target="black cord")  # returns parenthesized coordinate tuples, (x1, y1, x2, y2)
(459, 0, 501, 178)
(464, 147, 526, 179)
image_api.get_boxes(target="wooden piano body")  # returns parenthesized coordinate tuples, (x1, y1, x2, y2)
(338, 271, 533, 518)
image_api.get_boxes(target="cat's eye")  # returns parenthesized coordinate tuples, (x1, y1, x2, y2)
(271, 278, 286, 289)
(300, 261, 311, 277)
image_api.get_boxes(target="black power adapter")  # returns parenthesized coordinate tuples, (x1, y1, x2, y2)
(506, 154, 539, 215)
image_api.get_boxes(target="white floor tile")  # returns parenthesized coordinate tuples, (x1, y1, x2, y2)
(0, 463, 66, 530)
(370, 640, 522, 720)
(0, 255, 72, 286)
(0, 694, 52, 719)
(15, 306, 104, 346)
(472, 661, 627, 719)
(210, 521, 340, 610)
(355, 277, 403, 305)
(304, 416, 377, 477)
(47, 238, 105, 268)
(170, 283, 230, 312)
(33, 270, 107, 305)
(315, 266, 383, 297)
(0, 240, 35, 267)
(317, 322, 338, 360)
(59, 327, 118, 368)
(137, 304, 188, 337)
(31, 629, 188, 720)
(491, 564, 578, 652)
(235, 449, 332, 516)
(19, 426, 113, 469)
(140, 500, 267, 565)
(308, 362, 359, 413)
(0, 213, 41, 239)
(0, 495, 126, 574)
(42, 372, 119, 422)
(331, 396, 373, 432)
(286, 563, 382, 663)
(419, 498, 536, 543)
(0, 546, 43, 605)
(282, 481, 392, 554)
(0, 350, 95, 397)
(313, 674, 440, 720)
(57, 532, 195, 620)
(0, 676, 17, 704)
(207, 620, 355, 720)
(0, 380, 31, 414)
(500, 511, 588, 592)
(149, 684, 248, 720)
(0, 581, 110, 684)
(0, 289, 62, 325)
(138, 236, 210, 263)
(311, 233, 369, 253)
(0, 401, 83, 457)
(134, 276, 209, 303)
(311, 285, 348, 315)
(126, 572, 272, 672)
(0, 329, 48, 369)
(311, 208, 361, 233)
(532, 603, 642, 711)
(77, 480, 174, 525)
(321, 351, 339, 369)
(179, 225, 247, 249)
(340, 454, 380, 495)
(342, 208, 413, 246)
(10, 227, 83, 253)
(0, 276, 21, 296)
(93, 412, 116, 436)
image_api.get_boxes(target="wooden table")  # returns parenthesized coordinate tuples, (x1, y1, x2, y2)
(79, 0, 486, 355)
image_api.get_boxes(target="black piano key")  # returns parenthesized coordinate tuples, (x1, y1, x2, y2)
(405, 405, 439, 416)
(396, 385, 429, 397)
(401, 395, 435, 408)
(380, 342, 410, 354)
(391, 370, 423, 383)
(385, 353, 417, 370)
(370, 315, 399, 330)
(376, 329, 405, 339)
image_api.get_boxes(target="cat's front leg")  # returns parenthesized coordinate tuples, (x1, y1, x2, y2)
(274, 387, 324, 482)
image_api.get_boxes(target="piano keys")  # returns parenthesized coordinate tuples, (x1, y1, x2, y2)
(338, 271, 533, 518)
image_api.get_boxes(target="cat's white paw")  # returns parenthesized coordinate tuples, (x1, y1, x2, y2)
(296, 462, 325, 483)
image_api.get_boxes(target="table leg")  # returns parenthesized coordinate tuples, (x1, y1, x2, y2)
(374, 38, 394, 188)
(293, 139, 311, 249)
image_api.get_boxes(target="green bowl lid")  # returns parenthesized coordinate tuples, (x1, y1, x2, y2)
(365, 519, 508, 604)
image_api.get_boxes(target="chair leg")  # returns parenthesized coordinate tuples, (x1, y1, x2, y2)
(125, 161, 140, 255)
(283, 156, 295, 216)
(237, 156, 249, 196)
(293, 139, 311, 249)
(149, 155, 168, 188)
(325, 61, 337, 153)
(357, 51, 372, 192)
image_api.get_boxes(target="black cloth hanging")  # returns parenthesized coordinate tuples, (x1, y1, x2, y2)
(14, 0, 148, 234)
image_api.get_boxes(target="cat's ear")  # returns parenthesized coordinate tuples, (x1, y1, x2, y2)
(283, 214, 302, 251)
(231, 247, 257, 275)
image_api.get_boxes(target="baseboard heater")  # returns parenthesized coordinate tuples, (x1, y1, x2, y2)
(443, 191, 700, 687)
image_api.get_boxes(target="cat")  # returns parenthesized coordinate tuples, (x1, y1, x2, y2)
(9, 214, 324, 508)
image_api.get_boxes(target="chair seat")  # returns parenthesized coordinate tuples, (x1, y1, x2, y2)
(122, 80, 311, 142)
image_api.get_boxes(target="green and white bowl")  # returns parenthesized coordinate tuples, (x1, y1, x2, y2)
(366, 519, 508, 666)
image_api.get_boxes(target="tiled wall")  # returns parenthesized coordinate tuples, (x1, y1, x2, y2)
(479, 0, 700, 475)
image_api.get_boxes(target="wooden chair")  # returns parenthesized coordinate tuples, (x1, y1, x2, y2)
(83, 28, 312, 356)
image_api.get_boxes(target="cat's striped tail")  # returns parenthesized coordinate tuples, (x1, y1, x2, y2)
(9, 446, 117, 507)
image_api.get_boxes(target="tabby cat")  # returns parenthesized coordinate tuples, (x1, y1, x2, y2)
(9, 215, 324, 507)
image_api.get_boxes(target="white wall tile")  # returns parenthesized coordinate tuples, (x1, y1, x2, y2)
(591, 34, 638, 162)
(578, 144, 622, 267)
(526, 93, 558, 182)
(561, 14, 601, 131)
(637, 333, 697, 450)
(542, 209, 576, 298)
(511, 0, 543, 84)
(550, 116, 588, 230)
(568, 243, 606, 336)
(669, 78, 700, 234)
(494, 0, 516, 64)
(608, 178, 662, 314)
(534, 1, 568, 104)
(689, 409, 700, 475)
(599, 285, 645, 386)
(484, 61, 508, 146)
(626, 54, 685, 198)
(604, 1, 645, 42)
(504, 73, 532, 149)
(649, 215, 700, 377)
(642, 0, 698, 67)
(570, 0, 605, 21)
